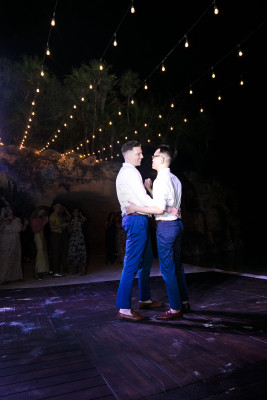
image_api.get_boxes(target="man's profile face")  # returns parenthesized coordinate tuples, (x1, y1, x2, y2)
(127, 146, 143, 166)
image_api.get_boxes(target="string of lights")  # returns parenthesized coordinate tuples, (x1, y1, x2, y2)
(19, 0, 58, 149)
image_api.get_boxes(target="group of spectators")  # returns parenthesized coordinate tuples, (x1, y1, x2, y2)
(0, 196, 88, 284)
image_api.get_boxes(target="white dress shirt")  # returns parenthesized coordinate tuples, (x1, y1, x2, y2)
(116, 163, 154, 215)
(153, 168, 182, 221)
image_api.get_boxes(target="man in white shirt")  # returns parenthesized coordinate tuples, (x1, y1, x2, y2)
(125, 144, 190, 320)
(116, 141, 165, 322)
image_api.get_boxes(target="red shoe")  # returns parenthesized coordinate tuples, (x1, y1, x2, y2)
(155, 309, 183, 320)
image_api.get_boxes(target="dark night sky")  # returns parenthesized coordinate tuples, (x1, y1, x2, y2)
(0, 0, 266, 259)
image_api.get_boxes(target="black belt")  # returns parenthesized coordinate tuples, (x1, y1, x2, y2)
(123, 213, 148, 217)
(157, 218, 181, 223)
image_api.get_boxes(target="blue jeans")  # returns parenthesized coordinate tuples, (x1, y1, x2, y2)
(116, 215, 153, 309)
(156, 219, 188, 310)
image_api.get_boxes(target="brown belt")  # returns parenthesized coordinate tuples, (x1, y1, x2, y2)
(157, 218, 181, 223)
(123, 213, 148, 217)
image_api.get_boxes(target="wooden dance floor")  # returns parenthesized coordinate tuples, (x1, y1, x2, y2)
(0, 272, 267, 399)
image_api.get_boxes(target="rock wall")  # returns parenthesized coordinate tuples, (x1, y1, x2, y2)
(0, 145, 243, 257)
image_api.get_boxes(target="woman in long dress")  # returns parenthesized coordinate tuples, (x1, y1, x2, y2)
(67, 208, 87, 274)
(0, 205, 24, 284)
(30, 207, 50, 279)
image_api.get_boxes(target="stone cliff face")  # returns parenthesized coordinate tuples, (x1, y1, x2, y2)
(0, 145, 242, 257)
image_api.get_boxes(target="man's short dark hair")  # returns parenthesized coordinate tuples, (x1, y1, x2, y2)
(157, 144, 177, 163)
(121, 141, 141, 156)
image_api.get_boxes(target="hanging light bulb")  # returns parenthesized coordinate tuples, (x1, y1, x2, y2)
(218, 92, 222, 101)
(113, 33, 118, 47)
(99, 63, 103, 70)
(131, 98, 134, 104)
(200, 107, 204, 113)
(240, 76, 244, 86)
(131, 0, 135, 13)
(189, 86, 193, 94)
(144, 82, 148, 90)
(238, 45, 243, 57)
(51, 17, 55, 26)
(46, 43, 50, 56)
(40, 68, 44, 77)
(161, 63, 166, 72)
(211, 67, 216, 79)
(184, 35, 189, 48)
(213, 1, 219, 14)
(170, 103, 175, 108)
(89, 84, 93, 90)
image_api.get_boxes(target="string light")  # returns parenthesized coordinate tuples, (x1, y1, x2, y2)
(161, 63, 166, 72)
(211, 67, 216, 79)
(113, 33, 118, 47)
(131, 0, 135, 14)
(46, 44, 50, 56)
(238, 45, 243, 57)
(144, 82, 148, 90)
(213, 1, 219, 15)
(189, 86, 193, 94)
(184, 35, 189, 48)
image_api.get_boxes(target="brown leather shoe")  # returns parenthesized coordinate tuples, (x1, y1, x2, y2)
(155, 309, 183, 320)
(118, 309, 148, 322)
(139, 300, 163, 309)
(182, 303, 191, 313)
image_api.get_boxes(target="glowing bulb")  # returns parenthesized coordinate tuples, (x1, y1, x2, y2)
(170, 126, 174, 130)
(144, 82, 148, 90)
(113, 34, 117, 47)
(211, 68, 216, 78)
(40, 69, 44, 77)
(171, 103, 175, 108)
(184, 118, 187, 123)
(240, 79, 244, 86)
(36, 88, 40, 93)
(161, 63, 166, 72)
(46, 46, 50, 56)
(131, 98, 134, 104)
(158, 114, 162, 119)
(32, 101, 35, 105)
(81, 97, 85, 101)
(118, 111, 122, 115)
(109, 121, 112, 125)
(189, 87, 193, 94)
(100, 63, 103, 70)
(73, 104, 77, 109)
(218, 94, 222, 101)
(214, 1, 219, 14)
(200, 108, 204, 113)
(89, 84, 93, 89)
(184, 35, 189, 48)
(144, 123, 148, 127)
(131, 0, 135, 13)
(51, 18, 55, 26)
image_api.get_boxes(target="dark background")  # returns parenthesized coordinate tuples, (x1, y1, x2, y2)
(0, 0, 266, 266)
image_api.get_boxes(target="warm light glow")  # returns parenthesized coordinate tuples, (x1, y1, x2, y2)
(214, 1, 219, 14)
(118, 111, 122, 115)
(211, 69, 216, 79)
(51, 17, 55, 26)
(144, 82, 148, 90)
(113, 34, 117, 46)
(200, 108, 204, 112)
(170, 126, 174, 130)
(70, 115, 73, 119)
(32, 101, 35, 105)
(73, 105, 77, 108)
(158, 133, 161, 137)
(134, 130, 138, 134)
(100, 64, 103, 70)
(131, 99, 134, 104)
(89, 84, 93, 90)
(171, 103, 175, 108)
(158, 114, 162, 118)
(240, 79, 244, 86)
(40, 69, 44, 77)
(218, 95, 222, 100)
(184, 118, 187, 123)
(36, 88, 40, 93)
(81, 97, 85, 101)
(131, 0, 135, 13)
(161, 63, 166, 72)
(189, 87, 193, 94)
(46, 47, 50, 56)
(144, 123, 148, 127)
(184, 35, 189, 48)
(109, 121, 112, 125)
